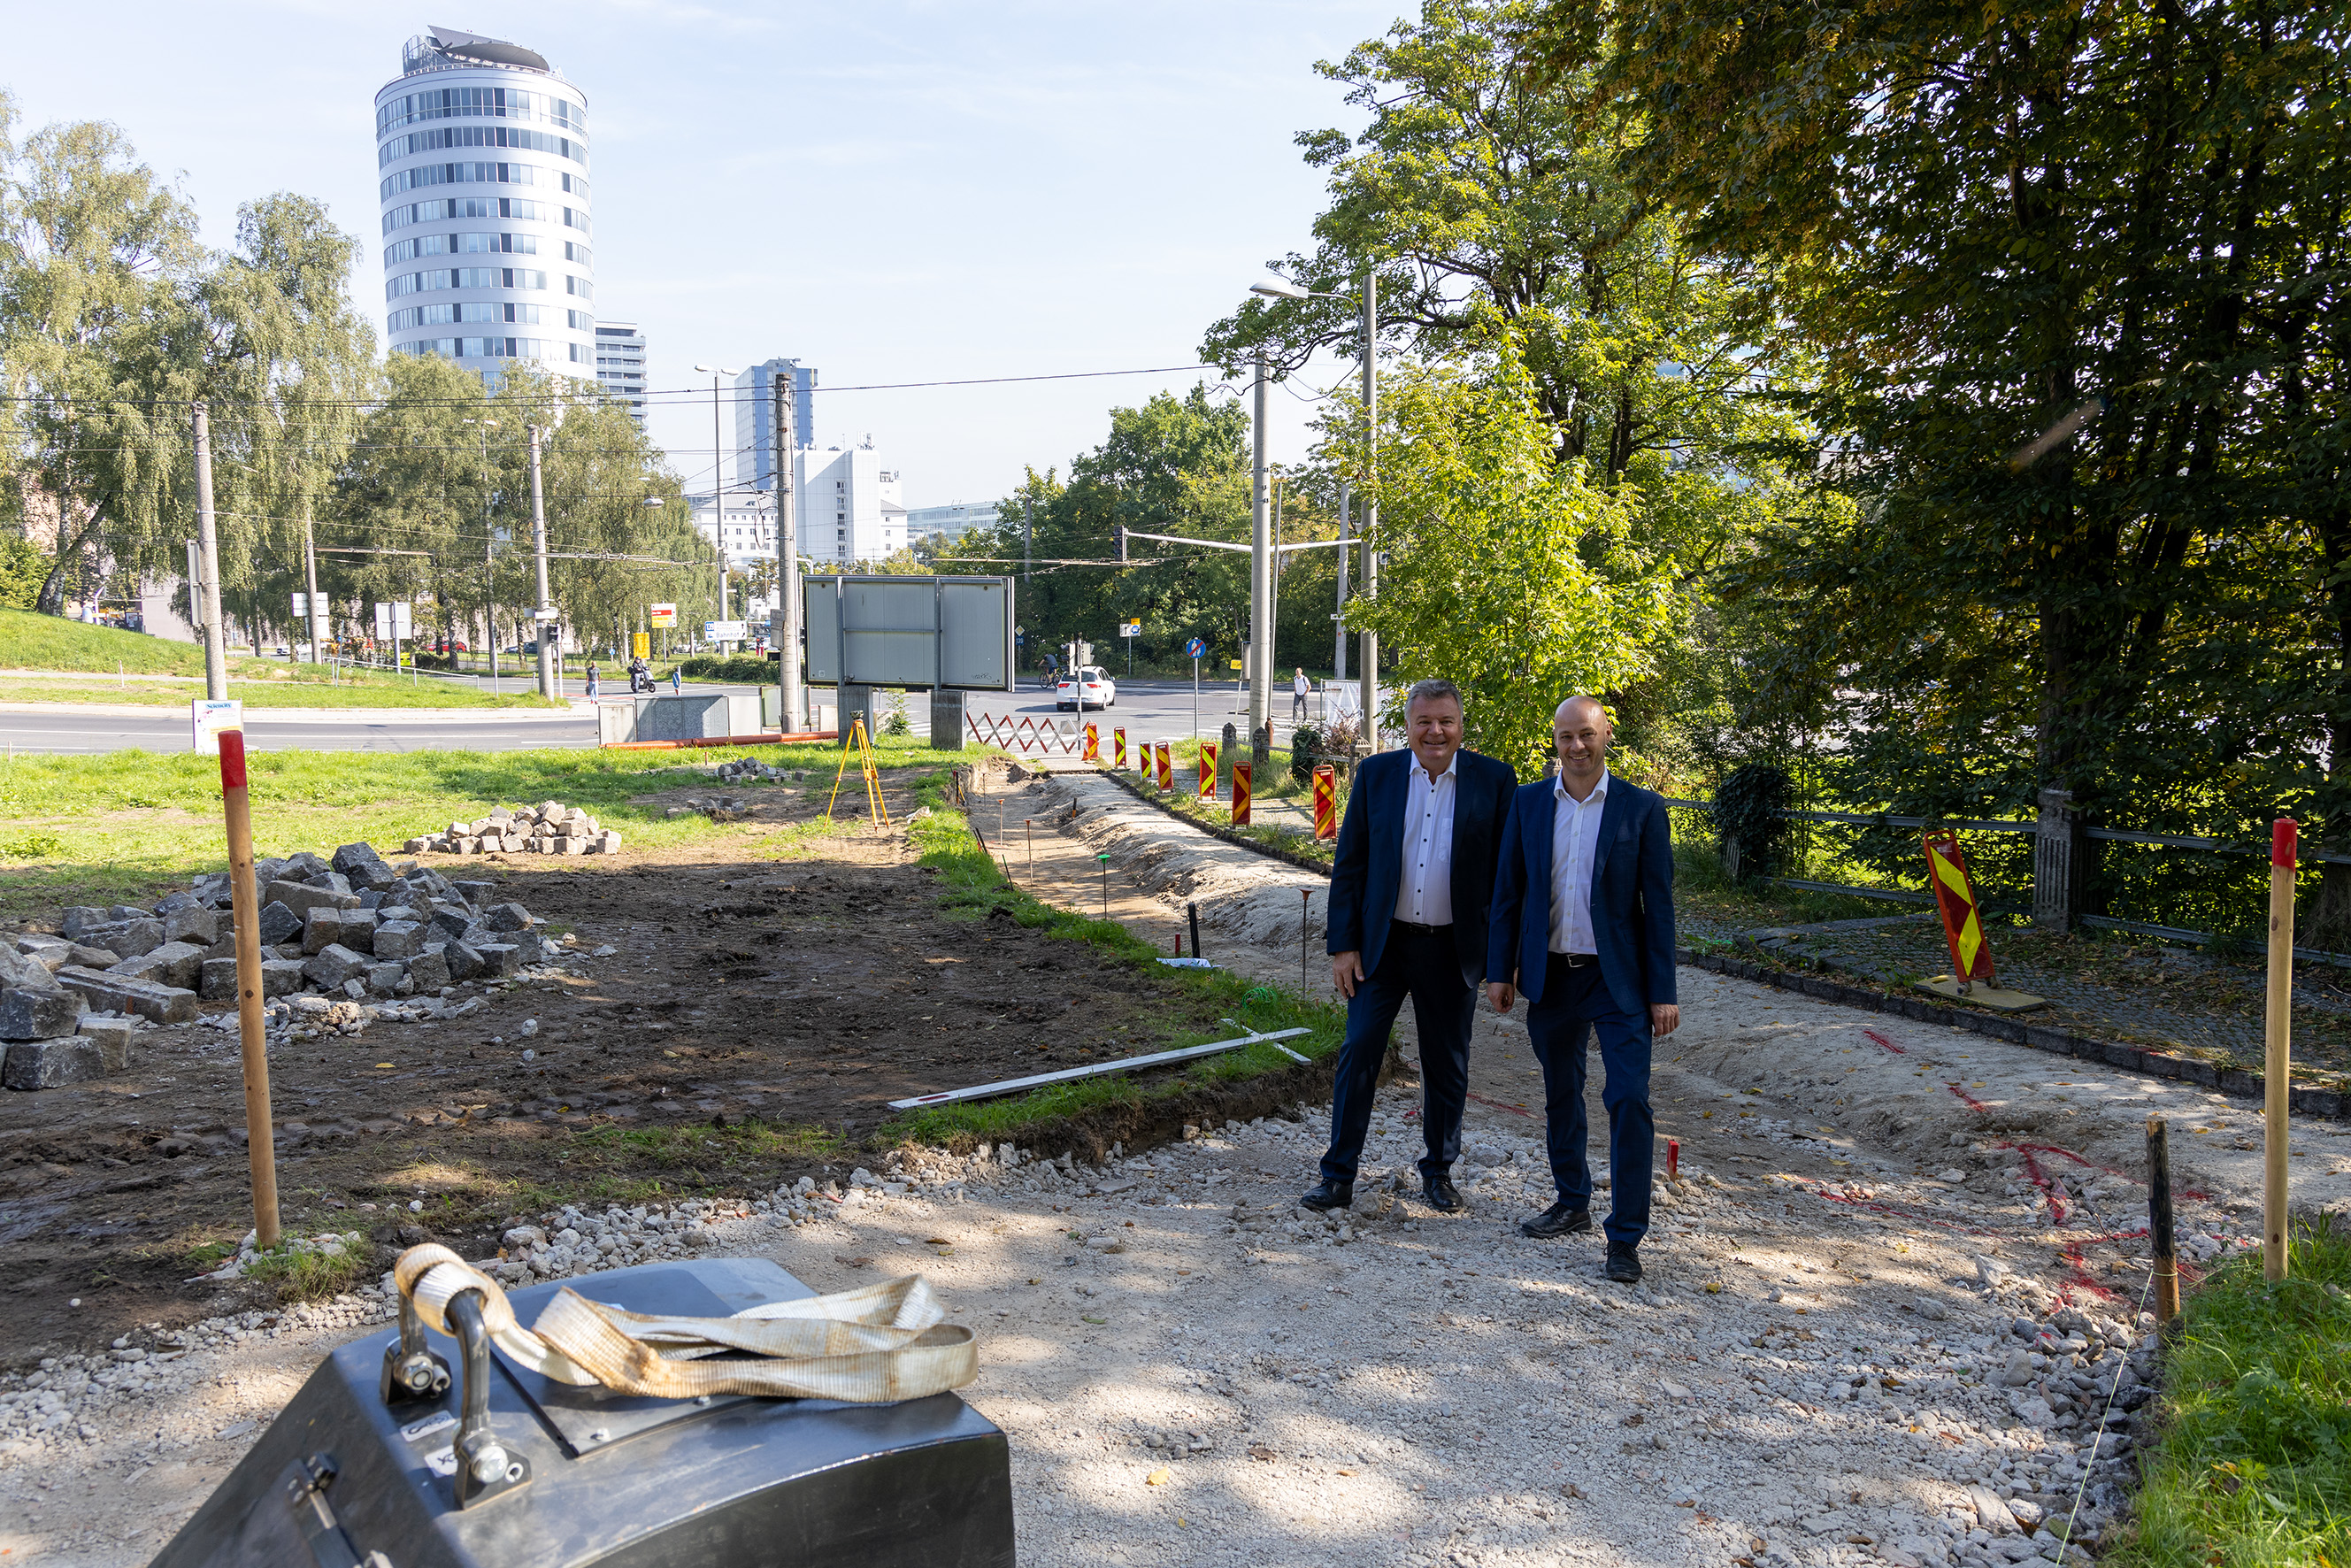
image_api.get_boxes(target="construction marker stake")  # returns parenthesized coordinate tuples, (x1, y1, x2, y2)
(1302, 888, 1310, 988)
(217, 729, 280, 1249)
(2264, 818, 2297, 1282)
(1666, 1138, 1679, 1182)
(2147, 1115, 2179, 1325)
(1187, 901, 1203, 962)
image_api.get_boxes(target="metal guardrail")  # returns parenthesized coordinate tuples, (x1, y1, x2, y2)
(1660, 797, 2351, 865)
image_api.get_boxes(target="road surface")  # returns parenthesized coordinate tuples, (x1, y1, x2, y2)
(0, 676, 1363, 756)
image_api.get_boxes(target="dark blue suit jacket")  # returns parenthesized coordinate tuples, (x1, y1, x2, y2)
(1326, 747, 1518, 988)
(1485, 774, 1679, 1015)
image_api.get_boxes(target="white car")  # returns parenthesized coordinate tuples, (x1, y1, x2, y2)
(1054, 665, 1116, 710)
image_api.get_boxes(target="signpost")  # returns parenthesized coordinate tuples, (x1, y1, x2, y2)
(649, 603, 677, 627)
(190, 699, 242, 755)
(1187, 636, 1206, 740)
(372, 600, 411, 680)
(1120, 617, 1141, 677)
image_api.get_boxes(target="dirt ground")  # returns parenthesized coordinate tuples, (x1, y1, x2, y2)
(0, 766, 1233, 1368)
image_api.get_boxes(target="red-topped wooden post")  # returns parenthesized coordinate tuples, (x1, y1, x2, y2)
(2264, 819, 2296, 1281)
(219, 730, 280, 1249)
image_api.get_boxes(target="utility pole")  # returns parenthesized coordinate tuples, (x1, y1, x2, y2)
(301, 495, 324, 666)
(468, 418, 498, 688)
(1357, 272, 1379, 752)
(192, 402, 227, 700)
(1334, 480, 1350, 684)
(1023, 496, 1033, 582)
(527, 424, 557, 701)
(773, 375, 802, 730)
(1248, 350, 1271, 750)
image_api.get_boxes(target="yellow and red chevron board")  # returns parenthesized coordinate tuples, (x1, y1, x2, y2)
(1198, 742, 1218, 800)
(1082, 722, 1099, 763)
(1156, 742, 1172, 791)
(1112, 726, 1126, 769)
(1312, 765, 1337, 841)
(1232, 762, 1252, 826)
(1922, 829, 1996, 985)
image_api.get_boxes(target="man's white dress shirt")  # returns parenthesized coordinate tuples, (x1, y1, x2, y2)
(1394, 752, 1458, 926)
(1548, 767, 1610, 956)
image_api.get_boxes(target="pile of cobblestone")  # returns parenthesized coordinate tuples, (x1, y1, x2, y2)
(405, 800, 619, 857)
(2, 842, 572, 1089)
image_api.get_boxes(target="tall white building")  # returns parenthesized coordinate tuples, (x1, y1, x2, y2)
(374, 27, 595, 382)
(688, 487, 777, 570)
(798, 447, 905, 565)
(595, 321, 647, 423)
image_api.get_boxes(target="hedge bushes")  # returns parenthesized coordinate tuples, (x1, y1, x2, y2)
(678, 655, 779, 683)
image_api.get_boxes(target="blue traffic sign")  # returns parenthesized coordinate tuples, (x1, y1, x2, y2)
(1186, 637, 1207, 660)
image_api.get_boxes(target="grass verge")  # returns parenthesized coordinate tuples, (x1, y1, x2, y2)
(2111, 1218, 2351, 1567)
(0, 674, 564, 709)
(0, 735, 973, 913)
(875, 770, 1347, 1150)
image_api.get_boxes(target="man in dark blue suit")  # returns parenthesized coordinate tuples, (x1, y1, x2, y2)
(1304, 680, 1518, 1216)
(1486, 696, 1679, 1282)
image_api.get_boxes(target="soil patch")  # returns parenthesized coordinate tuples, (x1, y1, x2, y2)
(0, 767, 1237, 1366)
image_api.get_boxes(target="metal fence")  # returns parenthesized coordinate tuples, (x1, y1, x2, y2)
(1662, 797, 2347, 965)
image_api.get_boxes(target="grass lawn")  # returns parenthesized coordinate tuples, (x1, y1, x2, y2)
(0, 735, 973, 914)
(2112, 1219, 2351, 1567)
(874, 772, 1345, 1149)
(0, 609, 563, 709)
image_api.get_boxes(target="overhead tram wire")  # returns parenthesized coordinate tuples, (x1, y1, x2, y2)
(0, 363, 1220, 411)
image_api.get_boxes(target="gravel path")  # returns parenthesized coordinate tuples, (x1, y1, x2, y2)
(9, 772, 2349, 1566)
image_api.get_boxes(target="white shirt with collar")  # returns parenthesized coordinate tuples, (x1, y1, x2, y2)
(1394, 750, 1458, 926)
(1548, 766, 1611, 955)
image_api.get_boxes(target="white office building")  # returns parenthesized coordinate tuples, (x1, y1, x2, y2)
(688, 487, 777, 570)
(903, 501, 997, 543)
(799, 446, 905, 566)
(595, 321, 647, 422)
(375, 26, 595, 383)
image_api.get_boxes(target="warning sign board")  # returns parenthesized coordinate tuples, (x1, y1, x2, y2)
(1232, 762, 1252, 826)
(1197, 742, 1218, 801)
(1156, 742, 1172, 791)
(1313, 765, 1337, 841)
(1922, 830, 1995, 986)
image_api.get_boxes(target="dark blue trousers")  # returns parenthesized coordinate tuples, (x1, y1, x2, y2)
(1318, 924, 1474, 1185)
(1525, 956, 1654, 1247)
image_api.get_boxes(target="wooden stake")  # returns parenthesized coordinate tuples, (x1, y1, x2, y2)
(2263, 818, 2296, 1282)
(2147, 1115, 2178, 1325)
(219, 729, 280, 1249)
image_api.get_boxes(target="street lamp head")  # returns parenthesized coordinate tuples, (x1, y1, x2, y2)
(694, 364, 740, 376)
(1250, 279, 1316, 300)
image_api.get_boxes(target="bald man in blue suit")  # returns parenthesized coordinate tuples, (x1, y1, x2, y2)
(1486, 696, 1679, 1283)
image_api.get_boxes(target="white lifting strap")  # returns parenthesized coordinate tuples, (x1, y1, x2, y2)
(393, 1244, 978, 1403)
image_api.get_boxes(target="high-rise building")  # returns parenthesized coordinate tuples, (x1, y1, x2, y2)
(733, 359, 818, 490)
(595, 321, 647, 423)
(374, 27, 595, 383)
(903, 501, 998, 543)
(797, 446, 904, 565)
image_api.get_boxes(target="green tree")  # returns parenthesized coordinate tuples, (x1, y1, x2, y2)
(1582, 0, 2351, 934)
(1332, 337, 1673, 775)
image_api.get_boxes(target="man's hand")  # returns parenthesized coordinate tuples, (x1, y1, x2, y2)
(1331, 950, 1365, 999)
(1486, 981, 1516, 1014)
(1651, 1003, 1680, 1038)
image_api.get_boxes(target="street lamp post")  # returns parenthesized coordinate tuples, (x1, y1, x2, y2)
(465, 418, 500, 690)
(1250, 271, 1379, 750)
(694, 365, 741, 665)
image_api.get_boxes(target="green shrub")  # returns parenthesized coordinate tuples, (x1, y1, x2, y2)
(679, 655, 778, 683)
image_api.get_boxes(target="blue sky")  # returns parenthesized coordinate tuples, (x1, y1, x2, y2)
(4, 1, 1394, 509)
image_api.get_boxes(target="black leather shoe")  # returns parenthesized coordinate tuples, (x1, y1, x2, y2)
(1300, 1179, 1353, 1211)
(1604, 1242, 1643, 1284)
(1521, 1200, 1593, 1238)
(1422, 1172, 1464, 1213)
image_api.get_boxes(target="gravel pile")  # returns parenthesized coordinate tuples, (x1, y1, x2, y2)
(407, 800, 620, 857)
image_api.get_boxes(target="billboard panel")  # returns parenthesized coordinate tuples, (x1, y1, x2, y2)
(800, 576, 1013, 691)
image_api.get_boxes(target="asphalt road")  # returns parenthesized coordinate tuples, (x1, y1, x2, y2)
(0, 674, 1362, 756)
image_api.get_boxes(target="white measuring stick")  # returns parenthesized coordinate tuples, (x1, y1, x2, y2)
(887, 1028, 1314, 1111)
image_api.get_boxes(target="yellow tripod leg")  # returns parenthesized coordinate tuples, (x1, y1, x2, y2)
(826, 718, 864, 822)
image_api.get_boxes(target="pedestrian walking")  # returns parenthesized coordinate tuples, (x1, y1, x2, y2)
(670, 665, 682, 695)
(1292, 665, 1311, 722)
(586, 663, 600, 698)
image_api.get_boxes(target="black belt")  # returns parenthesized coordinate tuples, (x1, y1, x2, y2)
(1548, 951, 1598, 968)
(1394, 920, 1453, 935)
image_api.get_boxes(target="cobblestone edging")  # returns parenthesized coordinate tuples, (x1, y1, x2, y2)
(1064, 765, 1337, 878)
(1679, 947, 2348, 1121)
